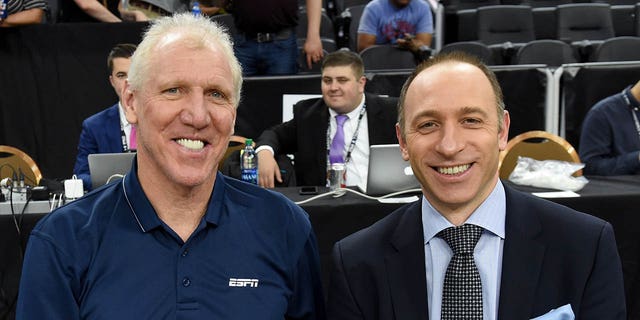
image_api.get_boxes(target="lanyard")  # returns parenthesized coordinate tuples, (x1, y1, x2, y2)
(621, 89, 640, 142)
(120, 128, 131, 152)
(325, 104, 367, 167)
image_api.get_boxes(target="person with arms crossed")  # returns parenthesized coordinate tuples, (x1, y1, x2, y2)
(0, 0, 46, 27)
(17, 13, 324, 320)
(61, 0, 122, 22)
(223, 0, 324, 75)
(72, 43, 138, 191)
(256, 50, 398, 190)
(579, 80, 640, 175)
(327, 52, 626, 319)
(119, 0, 187, 21)
(357, 0, 433, 56)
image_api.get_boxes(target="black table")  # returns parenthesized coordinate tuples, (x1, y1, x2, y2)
(278, 175, 640, 318)
(1, 176, 639, 319)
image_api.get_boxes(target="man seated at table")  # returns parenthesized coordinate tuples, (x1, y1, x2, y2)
(579, 80, 640, 175)
(17, 13, 324, 319)
(255, 50, 398, 190)
(72, 43, 137, 190)
(327, 51, 626, 319)
(357, 0, 433, 56)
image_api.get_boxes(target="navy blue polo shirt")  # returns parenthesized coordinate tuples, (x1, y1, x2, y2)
(579, 85, 640, 175)
(17, 167, 324, 319)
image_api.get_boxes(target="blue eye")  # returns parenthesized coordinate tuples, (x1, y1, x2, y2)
(208, 90, 226, 100)
(463, 118, 482, 125)
(164, 88, 180, 94)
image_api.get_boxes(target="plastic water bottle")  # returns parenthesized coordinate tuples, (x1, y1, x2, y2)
(0, 0, 8, 20)
(240, 138, 258, 184)
(191, 1, 201, 16)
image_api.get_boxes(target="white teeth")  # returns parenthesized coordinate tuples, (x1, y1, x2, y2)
(437, 164, 470, 175)
(176, 138, 204, 150)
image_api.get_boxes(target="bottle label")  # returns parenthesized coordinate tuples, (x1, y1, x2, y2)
(241, 168, 258, 185)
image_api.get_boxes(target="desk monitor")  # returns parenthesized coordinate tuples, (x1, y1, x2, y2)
(365, 144, 421, 196)
(88, 152, 135, 189)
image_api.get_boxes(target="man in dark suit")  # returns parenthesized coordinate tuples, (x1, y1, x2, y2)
(327, 52, 626, 319)
(72, 43, 137, 190)
(256, 50, 397, 189)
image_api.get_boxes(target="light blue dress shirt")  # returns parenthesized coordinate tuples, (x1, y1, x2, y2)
(422, 180, 506, 320)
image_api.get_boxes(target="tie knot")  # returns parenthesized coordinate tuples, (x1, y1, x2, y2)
(336, 114, 348, 126)
(437, 224, 483, 255)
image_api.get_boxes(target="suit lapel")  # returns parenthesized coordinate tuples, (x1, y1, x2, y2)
(498, 186, 545, 319)
(314, 103, 330, 171)
(386, 201, 429, 320)
(107, 104, 124, 152)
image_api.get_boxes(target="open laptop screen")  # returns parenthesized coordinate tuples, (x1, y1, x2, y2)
(366, 144, 421, 196)
(88, 152, 136, 189)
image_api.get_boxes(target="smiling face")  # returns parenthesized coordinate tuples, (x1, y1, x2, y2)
(122, 36, 236, 193)
(321, 65, 366, 114)
(397, 61, 510, 220)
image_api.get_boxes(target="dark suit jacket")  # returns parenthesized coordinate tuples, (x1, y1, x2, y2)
(256, 93, 399, 186)
(327, 184, 626, 319)
(72, 103, 124, 190)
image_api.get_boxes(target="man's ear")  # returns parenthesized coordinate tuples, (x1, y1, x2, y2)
(498, 110, 510, 151)
(122, 80, 138, 125)
(396, 123, 410, 161)
(358, 75, 367, 93)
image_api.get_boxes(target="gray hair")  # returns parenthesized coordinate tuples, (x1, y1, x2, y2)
(127, 13, 243, 107)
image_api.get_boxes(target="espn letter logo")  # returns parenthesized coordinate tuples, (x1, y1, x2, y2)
(229, 278, 259, 288)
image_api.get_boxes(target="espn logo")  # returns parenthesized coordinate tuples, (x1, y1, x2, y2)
(229, 278, 259, 288)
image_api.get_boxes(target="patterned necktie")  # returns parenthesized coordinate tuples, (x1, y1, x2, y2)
(129, 125, 137, 151)
(437, 224, 484, 320)
(329, 114, 348, 164)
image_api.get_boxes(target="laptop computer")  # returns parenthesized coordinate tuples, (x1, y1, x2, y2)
(365, 144, 421, 196)
(88, 152, 136, 189)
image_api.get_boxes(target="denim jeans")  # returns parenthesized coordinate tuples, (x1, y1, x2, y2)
(233, 31, 299, 76)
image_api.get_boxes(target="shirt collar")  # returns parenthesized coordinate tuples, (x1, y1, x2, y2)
(421, 180, 506, 244)
(118, 101, 129, 129)
(328, 94, 366, 119)
(122, 159, 226, 233)
(623, 85, 640, 109)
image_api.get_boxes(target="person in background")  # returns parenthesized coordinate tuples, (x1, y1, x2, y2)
(61, 0, 122, 22)
(118, 0, 188, 21)
(327, 52, 626, 319)
(198, 0, 226, 17)
(579, 80, 640, 175)
(223, 0, 324, 75)
(73, 43, 137, 190)
(0, 0, 47, 27)
(357, 0, 433, 56)
(17, 13, 324, 319)
(256, 50, 398, 190)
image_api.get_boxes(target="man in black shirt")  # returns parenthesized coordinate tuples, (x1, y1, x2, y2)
(221, 0, 323, 75)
